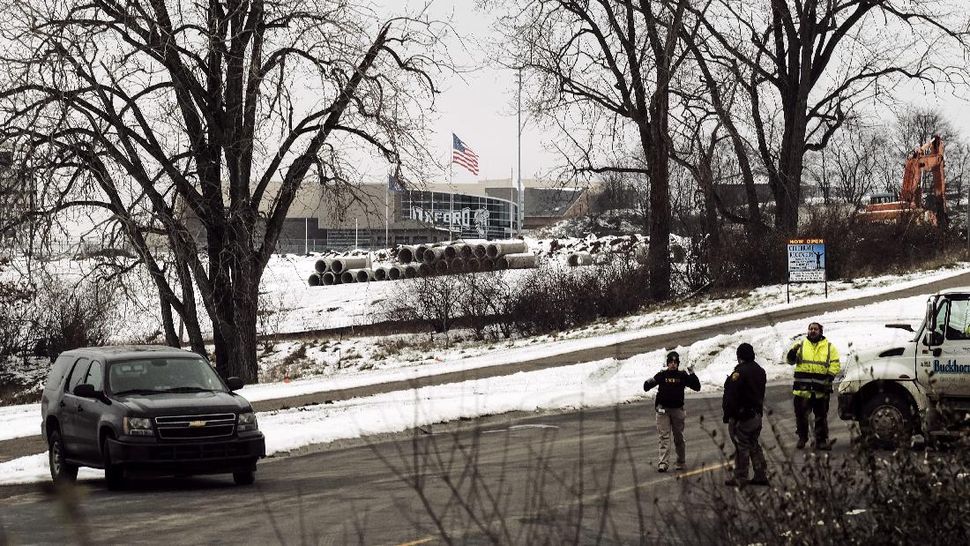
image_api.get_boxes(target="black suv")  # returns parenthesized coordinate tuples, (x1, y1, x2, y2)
(41, 346, 266, 488)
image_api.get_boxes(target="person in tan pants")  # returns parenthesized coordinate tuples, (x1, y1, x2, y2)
(644, 351, 701, 472)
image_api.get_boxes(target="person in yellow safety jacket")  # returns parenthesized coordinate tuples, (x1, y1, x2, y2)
(786, 322, 841, 451)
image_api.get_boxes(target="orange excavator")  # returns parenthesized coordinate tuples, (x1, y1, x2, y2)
(861, 135, 946, 227)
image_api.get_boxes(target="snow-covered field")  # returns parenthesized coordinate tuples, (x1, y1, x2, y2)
(0, 258, 951, 484)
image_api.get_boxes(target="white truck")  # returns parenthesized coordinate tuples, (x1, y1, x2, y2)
(836, 288, 970, 447)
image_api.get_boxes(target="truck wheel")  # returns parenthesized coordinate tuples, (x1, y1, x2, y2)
(48, 430, 78, 483)
(102, 437, 125, 490)
(861, 394, 913, 449)
(233, 470, 256, 486)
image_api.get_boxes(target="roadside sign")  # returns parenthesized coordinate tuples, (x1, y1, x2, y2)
(787, 238, 826, 302)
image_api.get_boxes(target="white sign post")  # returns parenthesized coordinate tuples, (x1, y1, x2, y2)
(787, 238, 827, 303)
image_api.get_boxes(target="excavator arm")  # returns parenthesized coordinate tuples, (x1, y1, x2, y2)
(862, 135, 946, 227)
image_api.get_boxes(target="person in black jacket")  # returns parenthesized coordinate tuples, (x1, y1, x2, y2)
(722, 343, 769, 487)
(644, 350, 701, 472)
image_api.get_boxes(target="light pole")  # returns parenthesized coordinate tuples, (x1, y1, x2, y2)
(517, 67, 524, 236)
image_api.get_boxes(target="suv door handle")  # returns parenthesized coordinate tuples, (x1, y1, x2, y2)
(76, 405, 84, 413)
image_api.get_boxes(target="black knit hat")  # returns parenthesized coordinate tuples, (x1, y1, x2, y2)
(666, 351, 680, 363)
(736, 343, 755, 361)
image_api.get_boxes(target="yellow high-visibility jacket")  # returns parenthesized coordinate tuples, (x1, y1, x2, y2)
(787, 337, 841, 398)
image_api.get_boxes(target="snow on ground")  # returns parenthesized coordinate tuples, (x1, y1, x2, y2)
(0, 285, 930, 484)
(0, 404, 40, 443)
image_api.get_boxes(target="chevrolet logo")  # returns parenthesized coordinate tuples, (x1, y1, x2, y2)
(188, 420, 207, 428)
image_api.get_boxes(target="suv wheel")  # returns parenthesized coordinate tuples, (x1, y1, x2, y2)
(48, 430, 78, 483)
(233, 470, 255, 486)
(861, 393, 913, 449)
(102, 437, 125, 490)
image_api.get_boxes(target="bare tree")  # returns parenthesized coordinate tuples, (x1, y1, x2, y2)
(0, 0, 443, 381)
(805, 122, 886, 208)
(688, 0, 970, 232)
(487, 0, 693, 301)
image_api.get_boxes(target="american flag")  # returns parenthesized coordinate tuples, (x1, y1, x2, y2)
(452, 133, 479, 176)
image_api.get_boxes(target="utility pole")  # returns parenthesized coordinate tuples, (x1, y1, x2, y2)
(517, 67, 524, 236)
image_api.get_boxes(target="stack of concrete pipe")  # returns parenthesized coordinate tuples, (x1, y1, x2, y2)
(308, 239, 539, 286)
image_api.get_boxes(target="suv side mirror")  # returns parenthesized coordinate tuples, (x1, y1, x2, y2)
(226, 377, 245, 391)
(924, 331, 944, 346)
(73, 384, 97, 398)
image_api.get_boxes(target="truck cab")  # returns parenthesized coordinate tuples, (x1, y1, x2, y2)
(836, 288, 970, 447)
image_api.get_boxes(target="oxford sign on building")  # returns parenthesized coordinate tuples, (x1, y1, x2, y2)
(401, 190, 518, 240)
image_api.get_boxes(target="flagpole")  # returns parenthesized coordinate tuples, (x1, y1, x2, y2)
(517, 67, 523, 236)
(385, 169, 390, 250)
(510, 167, 514, 236)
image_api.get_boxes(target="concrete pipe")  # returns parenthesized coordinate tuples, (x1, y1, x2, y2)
(481, 258, 495, 271)
(314, 259, 330, 273)
(404, 265, 418, 278)
(322, 271, 339, 285)
(340, 270, 356, 284)
(504, 252, 537, 269)
(466, 257, 481, 272)
(444, 245, 458, 260)
(635, 245, 648, 264)
(435, 260, 450, 274)
(567, 252, 594, 267)
(453, 244, 471, 259)
(414, 245, 430, 263)
(308, 273, 322, 286)
(397, 246, 416, 264)
(423, 247, 447, 264)
(418, 263, 434, 277)
(449, 258, 465, 273)
(353, 268, 374, 282)
(473, 244, 488, 258)
(331, 256, 368, 274)
(388, 266, 403, 281)
(486, 240, 528, 259)
(373, 267, 388, 281)
(494, 256, 509, 270)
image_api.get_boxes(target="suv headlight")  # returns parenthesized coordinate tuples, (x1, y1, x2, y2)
(123, 416, 153, 436)
(238, 412, 258, 432)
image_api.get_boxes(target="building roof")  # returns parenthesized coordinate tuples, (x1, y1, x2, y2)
(525, 187, 585, 216)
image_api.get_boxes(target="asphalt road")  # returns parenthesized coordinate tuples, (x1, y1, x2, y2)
(2, 268, 967, 464)
(0, 384, 848, 545)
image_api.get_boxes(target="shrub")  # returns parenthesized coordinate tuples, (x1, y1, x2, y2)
(508, 263, 650, 336)
(32, 280, 116, 359)
(383, 275, 463, 334)
(0, 278, 36, 357)
(696, 418, 970, 544)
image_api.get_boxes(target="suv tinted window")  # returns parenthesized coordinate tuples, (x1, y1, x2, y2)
(85, 361, 104, 391)
(45, 355, 77, 393)
(108, 358, 227, 394)
(66, 358, 91, 394)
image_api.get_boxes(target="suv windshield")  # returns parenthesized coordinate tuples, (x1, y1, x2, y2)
(108, 358, 227, 395)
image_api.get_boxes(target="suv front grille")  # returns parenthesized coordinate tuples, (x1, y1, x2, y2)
(154, 413, 236, 440)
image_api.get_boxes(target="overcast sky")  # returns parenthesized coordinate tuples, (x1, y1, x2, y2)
(385, 2, 970, 187)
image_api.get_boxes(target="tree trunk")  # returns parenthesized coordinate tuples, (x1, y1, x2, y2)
(646, 83, 671, 301)
(175, 260, 207, 356)
(773, 95, 810, 232)
(159, 288, 180, 347)
(231, 292, 260, 384)
(207, 228, 237, 379)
